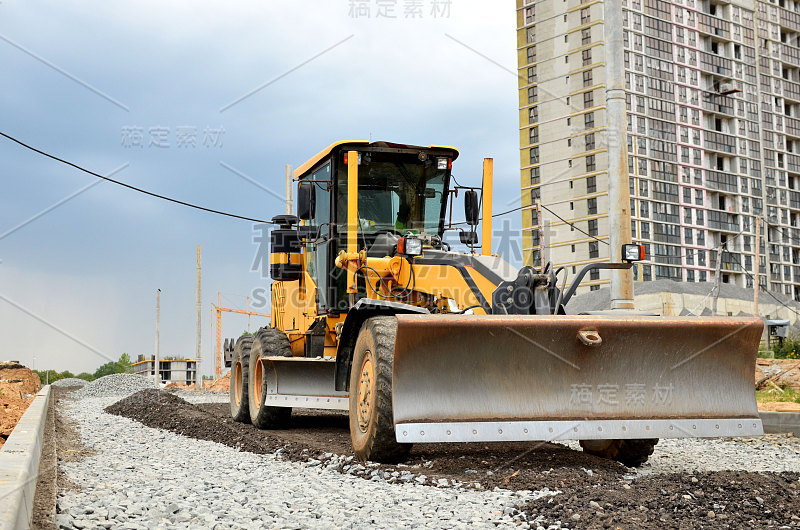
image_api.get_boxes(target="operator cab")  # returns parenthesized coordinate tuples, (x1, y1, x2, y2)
(293, 141, 459, 313)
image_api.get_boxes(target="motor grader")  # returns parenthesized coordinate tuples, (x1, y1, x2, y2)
(227, 141, 763, 466)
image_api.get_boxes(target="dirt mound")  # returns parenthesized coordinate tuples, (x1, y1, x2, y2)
(164, 382, 195, 391)
(524, 470, 800, 529)
(105, 389, 287, 454)
(207, 371, 230, 392)
(0, 363, 41, 448)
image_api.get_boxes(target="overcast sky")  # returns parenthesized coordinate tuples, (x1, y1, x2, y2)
(0, 0, 522, 376)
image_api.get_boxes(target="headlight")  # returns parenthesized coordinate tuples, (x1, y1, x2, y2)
(437, 158, 448, 170)
(622, 244, 645, 262)
(398, 237, 423, 256)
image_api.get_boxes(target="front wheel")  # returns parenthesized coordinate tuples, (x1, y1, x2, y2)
(580, 438, 659, 467)
(348, 316, 412, 463)
(248, 327, 293, 429)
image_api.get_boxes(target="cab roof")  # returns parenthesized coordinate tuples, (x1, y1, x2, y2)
(294, 141, 460, 180)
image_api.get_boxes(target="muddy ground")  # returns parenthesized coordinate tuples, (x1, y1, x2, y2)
(104, 390, 800, 528)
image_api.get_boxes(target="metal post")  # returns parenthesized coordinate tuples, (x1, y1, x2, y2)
(195, 245, 202, 390)
(535, 199, 543, 268)
(754, 216, 761, 318)
(155, 289, 161, 387)
(347, 151, 359, 301)
(285, 164, 294, 215)
(482, 159, 494, 256)
(605, 0, 635, 310)
(712, 247, 722, 315)
(542, 219, 552, 267)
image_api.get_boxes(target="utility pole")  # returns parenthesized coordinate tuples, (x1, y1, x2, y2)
(534, 199, 545, 268)
(155, 289, 161, 387)
(286, 164, 294, 215)
(605, 0, 635, 310)
(195, 245, 202, 391)
(754, 216, 761, 318)
(712, 247, 723, 315)
(542, 219, 552, 267)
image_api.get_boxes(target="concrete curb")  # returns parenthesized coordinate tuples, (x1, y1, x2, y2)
(759, 411, 800, 436)
(0, 386, 51, 530)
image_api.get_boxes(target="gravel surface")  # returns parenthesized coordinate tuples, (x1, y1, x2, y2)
(73, 374, 155, 399)
(51, 378, 88, 388)
(57, 396, 554, 529)
(56, 390, 800, 528)
(556, 436, 800, 475)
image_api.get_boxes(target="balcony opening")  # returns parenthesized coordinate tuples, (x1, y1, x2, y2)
(718, 195, 726, 210)
(722, 274, 730, 284)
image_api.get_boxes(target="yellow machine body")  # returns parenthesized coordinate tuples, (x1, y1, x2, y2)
(249, 140, 763, 448)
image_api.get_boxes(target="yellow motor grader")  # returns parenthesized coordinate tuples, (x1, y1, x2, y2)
(227, 141, 763, 466)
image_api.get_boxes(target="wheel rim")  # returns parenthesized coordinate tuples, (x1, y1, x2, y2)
(356, 352, 375, 433)
(254, 356, 263, 406)
(234, 362, 242, 406)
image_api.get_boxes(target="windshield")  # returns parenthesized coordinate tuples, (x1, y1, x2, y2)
(336, 152, 449, 235)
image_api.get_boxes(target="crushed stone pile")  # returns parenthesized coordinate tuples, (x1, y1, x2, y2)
(51, 378, 89, 388)
(74, 373, 155, 399)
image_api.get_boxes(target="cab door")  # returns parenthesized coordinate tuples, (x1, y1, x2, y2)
(305, 162, 333, 311)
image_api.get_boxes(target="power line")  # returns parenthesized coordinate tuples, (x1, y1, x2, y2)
(730, 252, 800, 318)
(540, 203, 609, 245)
(0, 131, 274, 224)
(451, 205, 524, 226)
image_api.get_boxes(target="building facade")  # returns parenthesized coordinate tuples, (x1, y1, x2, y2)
(517, 0, 800, 299)
(132, 355, 197, 386)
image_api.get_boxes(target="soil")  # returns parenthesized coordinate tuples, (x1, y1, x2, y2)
(206, 371, 230, 392)
(524, 471, 800, 529)
(105, 389, 800, 529)
(31, 389, 56, 530)
(759, 401, 800, 412)
(0, 362, 42, 449)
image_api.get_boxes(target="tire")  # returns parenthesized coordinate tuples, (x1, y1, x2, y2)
(229, 334, 253, 423)
(580, 438, 659, 467)
(349, 316, 412, 463)
(248, 326, 293, 429)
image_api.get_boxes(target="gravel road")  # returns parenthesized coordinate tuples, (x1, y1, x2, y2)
(57, 397, 553, 529)
(55, 390, 800, 529)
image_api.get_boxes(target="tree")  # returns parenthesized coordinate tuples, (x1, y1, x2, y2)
(118, 353, 132, 373)
(92, 353, 133, 379)
(76, 372, 94, 382)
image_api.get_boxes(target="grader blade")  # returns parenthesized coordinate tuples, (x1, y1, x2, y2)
(391, 314, 764, 443)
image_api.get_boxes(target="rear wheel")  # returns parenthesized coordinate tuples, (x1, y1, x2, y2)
(349, 316, 412, 463)
(229, 335, 253, 423)
(580, 438, 659, 467)
(249, 326, 293, 429)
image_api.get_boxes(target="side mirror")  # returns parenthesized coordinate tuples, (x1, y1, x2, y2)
(297, 181, 315, 220)
(459, 231, 478, 245)
(464, 190, 479, 226)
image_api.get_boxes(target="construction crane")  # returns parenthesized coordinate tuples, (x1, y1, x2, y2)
(212, 292, 269, 379)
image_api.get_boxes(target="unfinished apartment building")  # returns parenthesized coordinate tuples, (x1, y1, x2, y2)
(517, 0, 800, 299)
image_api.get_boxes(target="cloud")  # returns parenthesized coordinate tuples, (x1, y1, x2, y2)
(0, 0, 524, 375)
